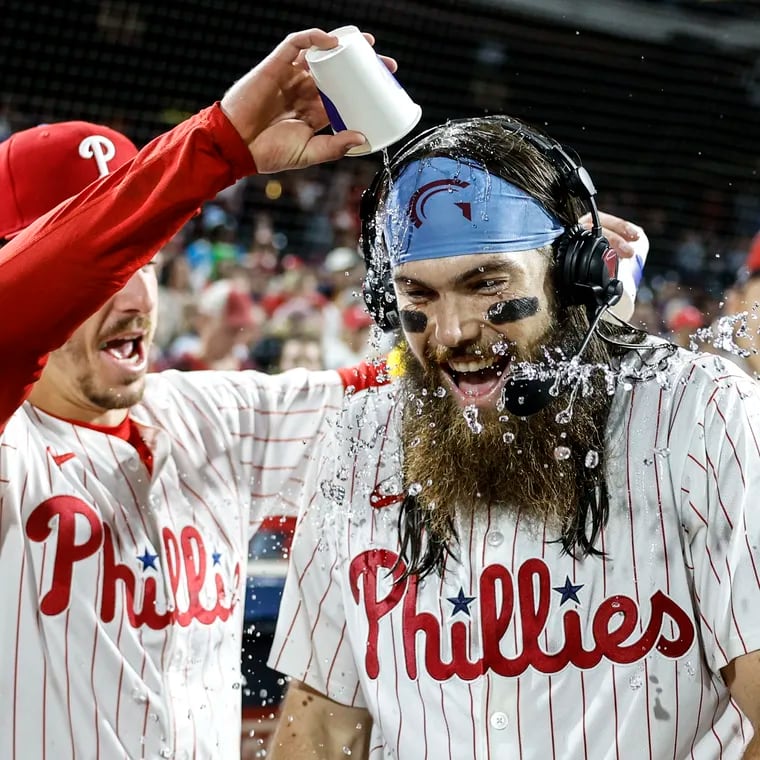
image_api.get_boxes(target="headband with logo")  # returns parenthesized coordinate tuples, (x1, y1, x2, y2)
(382, 157, 565, 267)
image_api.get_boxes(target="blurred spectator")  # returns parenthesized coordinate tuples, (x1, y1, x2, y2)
(665, 302, 705, 348)
(185, 203, 244, 290)
(160, 279, 260, 371)
(278, 332, 324, 371)
(323, 303, 376, 369)
(154, 248, 195, 354)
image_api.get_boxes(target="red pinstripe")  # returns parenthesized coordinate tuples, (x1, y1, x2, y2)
(302, 554, 339, 680)
(667, 364, 697, 440)
(643, 659, 653, 760)
(439, 683, 453, 760)
(624, 388, 641, 609)
(325, 622, 348, 694)
(467, 684, 476, 760)
(710, 400, 746, 489)
(416, 678, 429, 760)
(724, 559, 749, 654)
(390, 621, 404, 756)
(548, 675, 557, 760)
(580, 672, 589, 760)
(12, 470, 29, 758)
(703, 451, 735, 529)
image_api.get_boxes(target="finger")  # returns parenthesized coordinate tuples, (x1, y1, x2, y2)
(605, 230, 635, 258)
(272, 28, 339, 65)
(361, 32, 399, 73)
(377, 54, 398, 73)
(302, 131, 368, 166)
(578, 211, 641, 241)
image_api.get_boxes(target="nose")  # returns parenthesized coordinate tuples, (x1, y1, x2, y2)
(111, 266, 157, 314)
(432, 297, 482, 348)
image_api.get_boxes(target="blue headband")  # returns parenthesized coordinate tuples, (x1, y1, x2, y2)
(383, 157, 565, 266)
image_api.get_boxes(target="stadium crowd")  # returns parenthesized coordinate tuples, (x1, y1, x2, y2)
(136, 162, 760, 378)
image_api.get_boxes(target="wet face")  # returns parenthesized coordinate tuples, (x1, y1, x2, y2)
(393, 251, 614, 538)
(393, 250, 555, 410)
(33, 262, 158, 420)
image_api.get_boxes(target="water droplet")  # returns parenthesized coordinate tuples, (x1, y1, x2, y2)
(553, 446, 571, 461)
(342, 747, 353, 756)
(584, 450, 599, 468)
(629, 672, 643, 690)
(132, 688, 148, 704)
(463, 405, 484, 434)
(502, 431, 515, 444)
(408, 482, 423, 496)
(555, 409, 572, 425)
(434, 386, 446, 398)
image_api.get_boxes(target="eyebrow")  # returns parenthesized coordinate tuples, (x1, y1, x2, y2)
(393, 260, 519, 289)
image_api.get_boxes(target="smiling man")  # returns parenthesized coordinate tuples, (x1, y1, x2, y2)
(268, 116, 760, 759)
(0, 28, 393, 760)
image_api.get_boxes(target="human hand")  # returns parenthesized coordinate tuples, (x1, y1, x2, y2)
(579, 211, 647, 260)
(220, 28, 397, 173)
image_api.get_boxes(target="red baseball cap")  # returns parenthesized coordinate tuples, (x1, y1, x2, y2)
(0, 120, 138, 239)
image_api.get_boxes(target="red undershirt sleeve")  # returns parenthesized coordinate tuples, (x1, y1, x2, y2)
(0, 103, 256, 432)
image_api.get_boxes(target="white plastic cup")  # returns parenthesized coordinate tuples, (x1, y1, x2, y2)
(305, 25, 422, 156)
(604, 225, 649, 323)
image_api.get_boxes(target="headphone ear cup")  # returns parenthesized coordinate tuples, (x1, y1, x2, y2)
(556, 226, 620, 310)
(362, 263, 400, 332)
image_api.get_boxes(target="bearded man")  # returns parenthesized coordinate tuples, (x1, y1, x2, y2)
(267, 116, 760, 760)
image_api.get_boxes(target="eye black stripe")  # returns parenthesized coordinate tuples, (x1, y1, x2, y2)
(486, 297, 539, 324)
(399, 309, 428, 333)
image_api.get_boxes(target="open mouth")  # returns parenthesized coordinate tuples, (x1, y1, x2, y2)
(439, 352, 512, 404)
(99, 333, 147, 372)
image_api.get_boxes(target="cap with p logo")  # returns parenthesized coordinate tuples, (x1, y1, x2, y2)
(0, 120, 138, 239)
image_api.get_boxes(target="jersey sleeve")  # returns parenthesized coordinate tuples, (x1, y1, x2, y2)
(0, 104, 255, 432)
(676, 360, 760, 672)
(267, 419, 366, 708)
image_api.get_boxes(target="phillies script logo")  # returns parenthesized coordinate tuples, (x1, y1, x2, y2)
(408, 179, 472, 228)
(25, 496, 240, 630)
(349, 550, 695, 680)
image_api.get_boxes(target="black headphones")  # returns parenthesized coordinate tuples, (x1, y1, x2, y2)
(359, 117, 623, 332)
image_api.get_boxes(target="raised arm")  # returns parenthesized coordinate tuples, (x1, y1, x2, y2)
(0, 28, 384, 431)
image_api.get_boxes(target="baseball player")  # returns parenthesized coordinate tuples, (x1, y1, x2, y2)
(269, 117, 760, 759)
(0, 29, 393, 760)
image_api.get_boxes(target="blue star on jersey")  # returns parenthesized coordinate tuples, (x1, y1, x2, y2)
(447, 587, 476, 617)
(553, 576, 584, 605)
(137, 548, 159, 571)
(212, 550, 222, 566)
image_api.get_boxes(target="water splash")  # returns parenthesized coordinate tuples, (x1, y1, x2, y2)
(584, 450, 599, 468)
(463, 404, 484, 433)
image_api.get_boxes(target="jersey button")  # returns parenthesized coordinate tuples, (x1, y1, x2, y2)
(490, 711, 508, 730)
(487, 531, 504, 547)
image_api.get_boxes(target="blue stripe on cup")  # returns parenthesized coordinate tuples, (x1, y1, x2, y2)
(318, 90, 348, 132)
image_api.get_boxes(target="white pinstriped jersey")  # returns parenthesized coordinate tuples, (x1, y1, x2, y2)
(271, 346, 760, 759)
(0, 367, 343, 760)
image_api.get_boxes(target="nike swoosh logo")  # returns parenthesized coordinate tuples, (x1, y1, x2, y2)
(47, 447, 76, 467)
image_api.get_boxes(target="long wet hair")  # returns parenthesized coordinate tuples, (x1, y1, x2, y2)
(366, 116, 650, 577)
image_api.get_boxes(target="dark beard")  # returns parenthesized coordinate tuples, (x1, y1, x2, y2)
(397, 306, 616, 572)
